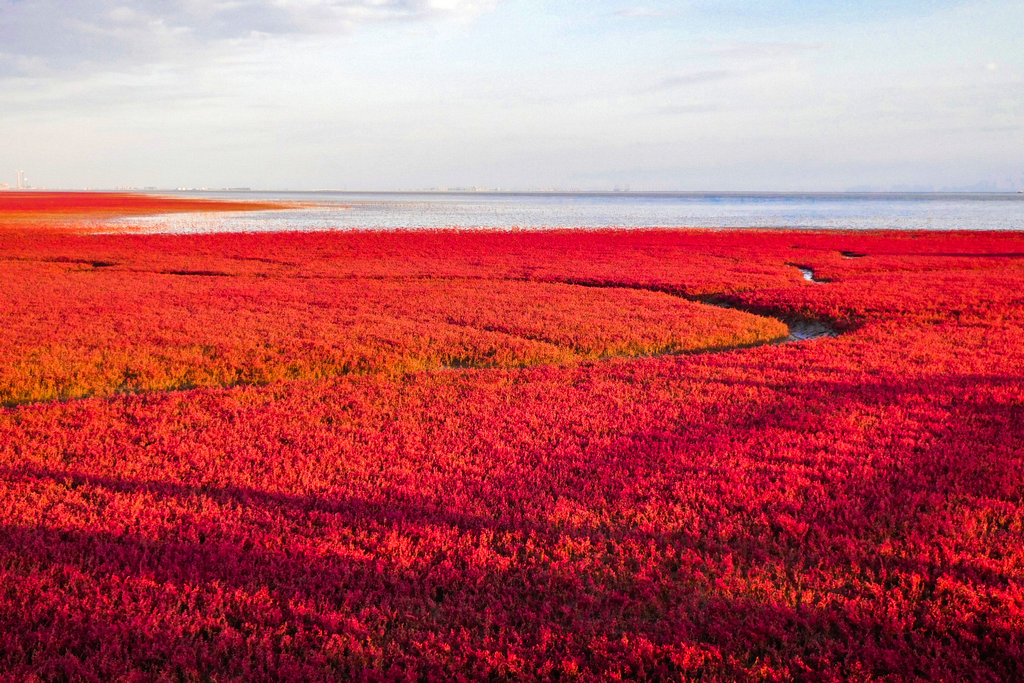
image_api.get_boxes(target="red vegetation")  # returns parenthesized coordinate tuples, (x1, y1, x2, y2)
(0, 191, 292, 231)
(0, 258, 785, 405)
(1, 202, 1023, 680)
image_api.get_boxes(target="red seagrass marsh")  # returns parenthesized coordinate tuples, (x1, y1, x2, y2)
(1, 193, 1022, 680)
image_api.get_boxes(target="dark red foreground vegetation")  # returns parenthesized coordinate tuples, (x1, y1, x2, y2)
(1, 204, 1023, 680)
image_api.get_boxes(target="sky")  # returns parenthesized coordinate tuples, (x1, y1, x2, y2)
(1, 0, 1022, 191)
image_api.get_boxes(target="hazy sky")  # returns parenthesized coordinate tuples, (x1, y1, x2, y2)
(1, 0, 1022, 190)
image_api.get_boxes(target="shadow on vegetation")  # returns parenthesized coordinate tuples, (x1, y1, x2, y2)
(2, 370, 1021, 678)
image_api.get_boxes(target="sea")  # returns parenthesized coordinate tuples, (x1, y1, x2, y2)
(111, 191, 1024, 233)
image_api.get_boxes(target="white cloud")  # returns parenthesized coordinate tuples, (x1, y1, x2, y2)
(700, 41, 827, 59)
(612, 7, 679, 18)
(649, 69, 738, 91)
(0, 0, 498, 77)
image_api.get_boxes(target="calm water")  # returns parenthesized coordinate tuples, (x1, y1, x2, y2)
(111, 191, 1024, 233)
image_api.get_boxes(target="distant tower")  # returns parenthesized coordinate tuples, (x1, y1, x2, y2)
(16, 170, 25, 190)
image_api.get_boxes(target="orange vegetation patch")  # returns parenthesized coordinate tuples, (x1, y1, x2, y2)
(0, 260, 785, 405)
(0, 192, 294, 231)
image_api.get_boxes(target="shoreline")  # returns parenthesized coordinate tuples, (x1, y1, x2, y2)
(6, 190, 1020, 233)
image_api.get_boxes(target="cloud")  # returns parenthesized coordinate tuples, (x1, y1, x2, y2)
(0, 0, 498, 77)
(651, 103, 722, 115)
(650, 69, 736, 90)
(612, 8, 678, 18)
(701, 41, 827, 59)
